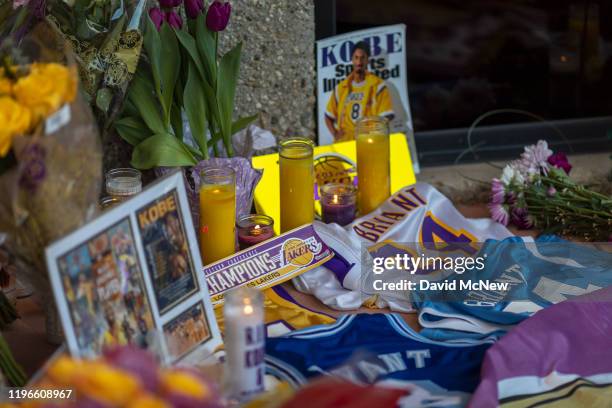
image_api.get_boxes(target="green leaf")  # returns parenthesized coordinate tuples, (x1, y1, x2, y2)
(170, 105, 184, 141)
(144, 16, 165, 112)
(131, 134, 198, 169)
(231, 114, 258, 135)
(128, 72, 167, 134)
(159, 23, 181, 123)
(184, 61, 209, 159)
(195, 14, 217, 86)
(217, 42, 243, 156)
(175, 28, 206, 80)
(115, 116, 151, 146)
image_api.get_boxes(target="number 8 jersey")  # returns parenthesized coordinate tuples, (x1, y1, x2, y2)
(293, 183, 513, 312)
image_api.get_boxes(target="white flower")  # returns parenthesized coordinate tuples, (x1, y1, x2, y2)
(500, 163, 525, 187)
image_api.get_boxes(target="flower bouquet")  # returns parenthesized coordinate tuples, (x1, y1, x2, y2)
(116, 0, 257, 166)
(0, 23, 102, 343)
(489, 140, 611, 241)
(7, 346, 221, 407)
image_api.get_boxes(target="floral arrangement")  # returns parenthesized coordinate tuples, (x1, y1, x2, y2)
(0, 26, 102, 345)
(489, 140, 611, 241)
(0, 61, 76, 159)
(5, 0, 149, 128)
(2, 346, 221, 407)
(116, 0, 257, 169)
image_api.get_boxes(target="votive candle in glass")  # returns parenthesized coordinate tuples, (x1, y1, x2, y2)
(101, 168, 142, 209)
(356, 116, 390, 215)
(320, 183, 357, 226)
(224, 287, 265, 403)
(279, 138, 314, 233)
(199, 167, 236, 265)
(236, 215, 275, 250)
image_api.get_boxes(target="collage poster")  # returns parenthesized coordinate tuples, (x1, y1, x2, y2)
(57, 219, 155, 356)
(136, 191, 199, 314)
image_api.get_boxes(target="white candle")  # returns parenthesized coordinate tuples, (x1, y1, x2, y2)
(223, 287, 265, 402)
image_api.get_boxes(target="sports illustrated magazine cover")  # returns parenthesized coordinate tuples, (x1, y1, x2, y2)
(56, 219, 155, 356)
(317, 24, 419, 171)
(136, 190, 199, 315)
(163, 301, 212, 361)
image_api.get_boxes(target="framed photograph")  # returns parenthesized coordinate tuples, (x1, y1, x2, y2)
(46, 171, 221, 365)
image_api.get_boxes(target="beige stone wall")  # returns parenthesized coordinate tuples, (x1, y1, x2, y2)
(219, 0, 317, 139)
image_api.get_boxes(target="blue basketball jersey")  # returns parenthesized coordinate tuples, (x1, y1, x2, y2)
(413, 235, 612, 339)
(265, 313, 495, 407)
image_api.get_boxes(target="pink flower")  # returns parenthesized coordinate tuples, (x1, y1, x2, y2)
(520, 140, 552, 175)
(490, 178, 506, 204)
(547, 152, 572, 174)
(185, 0, 204, 19)
(165, 10, 183, 29)
(149, 7, 164, 30)
(206, 0, 231, 31)
(488, 202, 510, 226)
(547, 186, 556, 196)
(510, 207, 534, 229)
(159, 0, 182, 7)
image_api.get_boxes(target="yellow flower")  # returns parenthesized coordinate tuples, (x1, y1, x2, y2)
(0, 97, 31, 157)
(13, 63, 77, 123)
(126, 394, 171, 408)
(0, 78, 12, 96)
(161, 370, 210, 400)
(77, 362, 142, 405)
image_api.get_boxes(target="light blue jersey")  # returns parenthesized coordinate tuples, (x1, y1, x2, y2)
(413, 235, 612, 339)
(265, 313, 496, 407)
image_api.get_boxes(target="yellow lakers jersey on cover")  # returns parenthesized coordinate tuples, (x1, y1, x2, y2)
(325, 72, 393, 142)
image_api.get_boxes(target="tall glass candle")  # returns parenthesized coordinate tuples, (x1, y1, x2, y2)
(279, 138, 314, 233)
(356, 117, 390, 215)
(224, 287, 265, 403)
(199, 167, 236, 265)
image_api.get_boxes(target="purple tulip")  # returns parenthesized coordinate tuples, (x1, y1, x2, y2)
(547, 152, 572, 174)
(185, 0, 204, 19)
(206, 0, 231, 31)
(149, 7, 164, 30)
(159, 0, 182, 7)
(165, 10, 183, 29)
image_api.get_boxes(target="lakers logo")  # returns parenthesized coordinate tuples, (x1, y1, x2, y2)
(314, 153, 356, 190)
(282, 239, 314, 267)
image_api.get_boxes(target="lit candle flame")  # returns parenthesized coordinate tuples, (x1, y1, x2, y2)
(332, 194, 339, 204)
(560, 55, 567, 63)
(243, 304, 254, 314)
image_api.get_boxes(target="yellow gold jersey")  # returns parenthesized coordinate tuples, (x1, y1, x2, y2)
(325, 72, 393, 142)
(214, 285, 336, 337)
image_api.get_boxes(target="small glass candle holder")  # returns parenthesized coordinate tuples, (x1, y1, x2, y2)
(224, 287, 265, 403)
(236, 215, 275, 250)
(101, 168, 142, 209)
(320, 183, 357, 226)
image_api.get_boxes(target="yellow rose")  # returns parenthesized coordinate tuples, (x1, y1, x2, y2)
(161, 370, 210, 400)
(78, 362, 142, 405)
(0, 78, 12, 96)
(13, 63, 77, 123)
(0, 97, 32, 157)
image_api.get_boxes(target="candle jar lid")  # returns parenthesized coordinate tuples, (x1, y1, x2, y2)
(236, 214, 274, 229)
(105, 168, 142, 197)
(320, 183, 357, 205)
